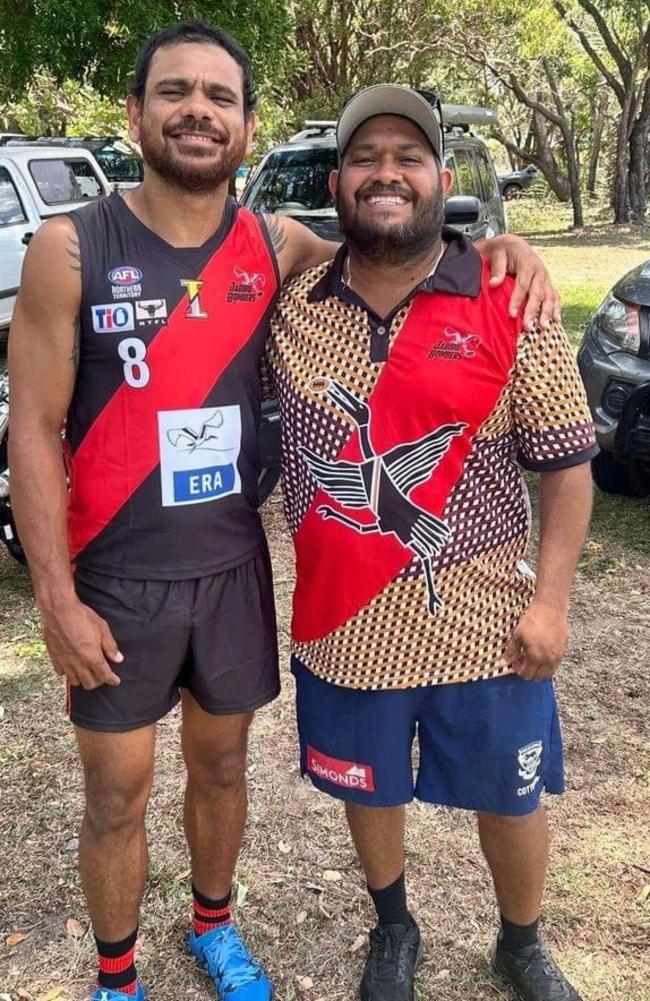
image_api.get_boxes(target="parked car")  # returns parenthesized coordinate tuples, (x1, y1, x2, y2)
(497, 164, 540, 200)
(5, 135, 143, 189)
(578, 262, 650, 497)
(241, 106, 506, 242)
(0, 145, 111, 330)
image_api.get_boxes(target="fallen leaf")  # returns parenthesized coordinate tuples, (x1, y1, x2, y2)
(6, 931, 27, 947)
(135, 933, 146, 956)
(278, 840, 291, 854)
(38, 990, 63, 1001)
(637, 884, 650, 905)
(350, 934, 366, 953)
(297, 976, 314, 991)
(66, 917, 85, 938)
(322, 870, 341, 882)
(435, 969, 451, 981)
(235, 881, 249, 908)
(65, 838, 79, 853)
(296, 910, 308, 925)
(17, 990, 34, 1000)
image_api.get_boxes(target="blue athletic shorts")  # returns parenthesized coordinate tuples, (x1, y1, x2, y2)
(292, 657, 565, 816)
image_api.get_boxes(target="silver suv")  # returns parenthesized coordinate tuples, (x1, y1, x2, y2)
(578, 263, 650, 497)
(241, 108, 506, 242)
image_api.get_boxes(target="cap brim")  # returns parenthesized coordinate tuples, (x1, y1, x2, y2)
(337, 85, 443, 159)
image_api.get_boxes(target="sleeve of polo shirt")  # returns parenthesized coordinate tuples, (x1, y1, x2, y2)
(512, 320, 599, 471)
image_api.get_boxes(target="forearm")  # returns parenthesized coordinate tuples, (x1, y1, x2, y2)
(9, 426, 75, 611)
(535, 465, 593, 610)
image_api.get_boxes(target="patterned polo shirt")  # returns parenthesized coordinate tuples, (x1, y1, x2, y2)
(267, 228, 598, 690)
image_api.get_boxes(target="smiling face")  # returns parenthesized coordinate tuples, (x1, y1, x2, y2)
(127, 41, 255, 193)
(330, 114, 452, 264)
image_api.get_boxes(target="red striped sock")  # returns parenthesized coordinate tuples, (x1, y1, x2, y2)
(192, 885, 232, 937)
(95, 928, 138, 995)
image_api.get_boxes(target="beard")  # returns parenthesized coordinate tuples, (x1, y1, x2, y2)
(335, 180, 444, 267)
(139, 116, 247, 193)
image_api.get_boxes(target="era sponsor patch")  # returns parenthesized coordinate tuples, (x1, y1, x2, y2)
(136, 298, 167, 323)
(306, 745, 375, 792)
(158, 406, 242, 507)
(91, 302, 135, 333)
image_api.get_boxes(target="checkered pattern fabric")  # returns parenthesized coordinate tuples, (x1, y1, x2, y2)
(267, 259, 597, 690)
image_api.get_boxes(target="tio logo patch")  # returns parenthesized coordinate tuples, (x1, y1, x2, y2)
(91, 302, 135, 333)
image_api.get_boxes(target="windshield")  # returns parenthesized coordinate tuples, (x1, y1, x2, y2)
(245, 147, 337, 215)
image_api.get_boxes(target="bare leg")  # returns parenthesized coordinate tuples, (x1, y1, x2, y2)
(477, 806, 549, 924)
(76, 724, 155, 941)
(181, 691, 253, 899)
(345, 802, 406, 890)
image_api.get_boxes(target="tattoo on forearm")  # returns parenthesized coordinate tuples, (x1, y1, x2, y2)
(66, 232, 82, 274)
(70, 316, 80, 369)
(265, 215, 288, 256)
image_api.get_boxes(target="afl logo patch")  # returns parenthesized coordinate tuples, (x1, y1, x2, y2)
(108, 265, 143, 286)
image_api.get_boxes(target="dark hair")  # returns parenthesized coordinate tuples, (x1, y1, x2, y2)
(129, 20, 257, 116)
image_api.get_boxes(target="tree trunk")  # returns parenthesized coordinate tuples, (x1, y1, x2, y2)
(587, 89, 608, 195)
(628, 77, 650, 221)
(613, 111, 631, 224)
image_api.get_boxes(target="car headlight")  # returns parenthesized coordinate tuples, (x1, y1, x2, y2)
(591, 292, 641, 354)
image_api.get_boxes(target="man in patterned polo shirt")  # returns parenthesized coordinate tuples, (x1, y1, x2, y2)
(268, 86, 595, 1001)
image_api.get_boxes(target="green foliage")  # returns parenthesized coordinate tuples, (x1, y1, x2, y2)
(0, 0, 290, 100)
(1, 70, 126, 136)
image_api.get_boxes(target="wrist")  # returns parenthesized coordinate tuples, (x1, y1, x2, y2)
(531, 591, 570, 616)
(35, 578, 77, 615)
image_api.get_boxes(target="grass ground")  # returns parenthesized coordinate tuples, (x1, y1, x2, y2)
(1, 199, 649, 1001)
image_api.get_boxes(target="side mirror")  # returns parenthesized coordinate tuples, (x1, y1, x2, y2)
(444, 195, 481, 226)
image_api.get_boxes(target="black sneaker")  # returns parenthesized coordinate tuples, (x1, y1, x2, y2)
(492, 938, 584, 1001)
(359, 921, 422, 1001)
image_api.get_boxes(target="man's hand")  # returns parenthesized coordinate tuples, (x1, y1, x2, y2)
(503, 600, 569, 681)
(476, 234, 561, 331)
(41, 598, 123, 690)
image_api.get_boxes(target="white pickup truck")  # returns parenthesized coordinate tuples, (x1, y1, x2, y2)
(0, 145, 112, 331)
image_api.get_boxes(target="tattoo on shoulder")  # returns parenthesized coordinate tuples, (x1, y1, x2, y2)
(70, 316, 81, 369)
(66, 230, 82, 274)
(265, 215, 288, 256)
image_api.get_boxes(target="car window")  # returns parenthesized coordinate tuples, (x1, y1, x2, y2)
(0, 166, 27, 225)
(28, 157, 103, 205)
(443, 152, 459, 196)
(244, 147, 338, 214)
(474, 148, 499, 201)
(95, 149, 143, 183)
(453, 148, 481, 199)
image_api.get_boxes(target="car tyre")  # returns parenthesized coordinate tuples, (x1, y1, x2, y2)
(502, 183, 522, 200)
(591, 450, 650, 498)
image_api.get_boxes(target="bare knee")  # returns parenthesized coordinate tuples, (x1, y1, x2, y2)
(84, 765, 152, 837)
(477, 807, 546, 835)
(186, 746, 248, 793)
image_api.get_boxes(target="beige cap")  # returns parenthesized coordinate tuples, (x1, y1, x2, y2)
(337, 84, 444, 159)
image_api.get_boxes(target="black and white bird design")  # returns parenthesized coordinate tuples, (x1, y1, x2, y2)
(299, 379, 467, 615)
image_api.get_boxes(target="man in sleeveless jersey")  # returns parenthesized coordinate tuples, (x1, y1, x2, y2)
(9, 22, 559, 1001)
(267, 88, 593, 1001)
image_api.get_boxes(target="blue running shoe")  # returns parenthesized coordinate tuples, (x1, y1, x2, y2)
(89, 984, 146, 1001)
(189, 924, 272, 1000)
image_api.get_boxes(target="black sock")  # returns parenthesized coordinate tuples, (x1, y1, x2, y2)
(95, 927, 138, 994)
(498, 914, 540, 953)
(368, 871, 411, 928)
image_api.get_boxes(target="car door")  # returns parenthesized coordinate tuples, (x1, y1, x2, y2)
(0, 159, 40, 330)
(446, 146, 488, 240)
(473, 145, 506, 235)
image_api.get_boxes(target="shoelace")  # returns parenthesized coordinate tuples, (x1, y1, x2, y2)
(370, 927, 412, 983)
(202, 927, 262, 990)
(522, 944, 571, 993)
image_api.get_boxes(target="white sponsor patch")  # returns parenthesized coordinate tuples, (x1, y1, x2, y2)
(158, 406, 241, 507)
(91, 302, 135, 333)
(136, 298, 167, 322)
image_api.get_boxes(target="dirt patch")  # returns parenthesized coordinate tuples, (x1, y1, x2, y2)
(1, 484, 648, 1001)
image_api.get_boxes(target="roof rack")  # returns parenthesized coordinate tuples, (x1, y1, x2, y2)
(289, 120, 337, 142)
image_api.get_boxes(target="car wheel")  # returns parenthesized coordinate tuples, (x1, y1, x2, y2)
(591, 450, 650, 497)
(502, 183, 522, 200)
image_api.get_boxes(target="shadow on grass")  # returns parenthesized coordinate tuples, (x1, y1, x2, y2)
(517, 227, 650, 251)
(589, 490, 650, 558)
(0, 658, 44, 701)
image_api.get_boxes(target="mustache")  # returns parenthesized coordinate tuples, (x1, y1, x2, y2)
(356, 183, 413, 203)
(166, 117, 228, 143)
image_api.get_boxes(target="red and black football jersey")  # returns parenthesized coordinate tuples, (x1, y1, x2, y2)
(66, 193, 279, 578)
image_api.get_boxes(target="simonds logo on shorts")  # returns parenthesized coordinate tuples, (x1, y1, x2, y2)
(307, 745, 375, 792)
